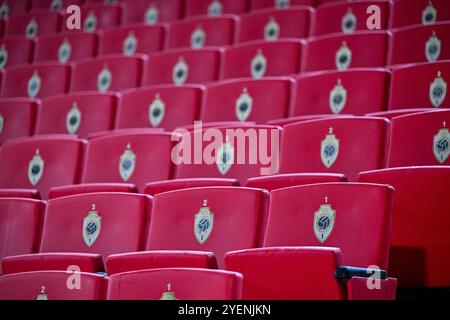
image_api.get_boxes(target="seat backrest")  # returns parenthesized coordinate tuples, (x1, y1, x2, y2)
(144, 178, 239, 196)
(0, 97, 38, 143)
(249, 0, 315, 10)
(245, 173, 346, 191)
(390, 0, 450, 28)
(184, 0, 248, 17)
(5, 12, 61, 39)
(123, 0, 183, 24)
(0, 37, 34, 69)
(48, 183, 137, 199)
(61, 4, 122, 33)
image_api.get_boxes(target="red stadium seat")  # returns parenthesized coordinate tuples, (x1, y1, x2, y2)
(0, 38, 33, 69)
(0, 19, 4, 37)
(359, 166, 450, 288)
(144, 178, 239, 196)
(167, 15, 237, 49)
(0, 136, 85, 199)
(123, 0, 183, 24)
(35, 92, 118, 137)
(301, 31, 389, 72)
(106, 268, 242, 300)
(34, 33, 98, 64)
(220, 40, 301, 80)
(365, 108, 432, 120)
(225, 247, 397, 300)
(116, 84, 203, 129)
(391, 0, 450, 29)
(388, 60, 450, 109)
(145, 187, 269, 267)
(0, 98, 38, 143)
(143, 48, 220, 86)
(1, 63, 71, 98)
(279, 117, 389, 181)
(0, 189, 40, 199)
(62, 4, 122, 33)
(245, 173, 346, 191)
(249, 0, 314, 10)
(0, 0, 30, 19)
(267, 114, 352, 126)
(311, 0, 390, 36)
(48, 183, 137, 199)
(291, 68, 390, 116)
(98, 24, 165, 56)
(386, 110, 450, 167)
(81, 130, 175, 191)
(201, 77, 293, 122)
(389, 22, 450, 65)
(237, 7, 311, 43)
(184, 0, 248, 17)
(70, 55, 144, 93)
(0, 198, 45, 273)
(5, 12, 61, 39)
(30, 0, 83, 12)
(174, 124, 281, 183)
(0, 271, 106, 300)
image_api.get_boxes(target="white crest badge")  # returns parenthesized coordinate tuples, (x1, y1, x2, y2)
(36, 286, 48, 300)
(341, 8, 357, 34)
(119, 144, 136, 181)
(50, 0, 62, 12)
(145, 4, 159, 25)
(84, 11, 98, 32)
(321, 127, 339, 168)
(28, 70, 41, 98)
(0, 2, 9, 19)
(251, 49, 267, 79)
(28, 149, 44, 186)
(425, 31, 441, 62)
(208, 0, 223, 17)
(25, 17, 38, 39)
(58, 38, 72, 64)
(172, 56, 189, 85)
(66, 102, 81, 134)
(422, 2, 437, 25)
(264, 17, 280, 41)
(191, 25, 206, 49)
(335, 41, 352, 70)
(97, 65, 112, 93)
(0, 112, 4, 134)
(123, 31, 138, 56)
(329, 79, 347, 114)
(429, 71, 447, 107)
(275, 0, 290, 9)
(82, 204, 101, 247)
(433, 124, 450, 164)
(216, 139, 234, 175)
(194, 200, 214, 244)
(314, 202, 336, 243)
(148, 93, 165, 127)
(160, 283, 177, 300)
(235, 87, 253, 121)
(0, 44, 8, 69)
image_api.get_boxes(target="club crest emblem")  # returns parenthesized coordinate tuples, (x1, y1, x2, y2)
(0, 44, 8, 69)
(216, 139, 234, 175)
(341, 8, 357, 34)
(264, 17, 280, 41)
(208, 0, 223, 16)
(50, 0, 62, 12)
(422, 2, 437, 25)
(191, 25, 206, 49)
(321, 127, 339, 168)
(160, 283, 177, 300)
(25, 18, 38, 39)
(28, 149, 44, 186)
(172, 56, 189, 85)
(123, 31, 138, 56)
(97, 65, 112, 93)
(194, 200, 214, 244)
(36, 286, 48, 300)
(58, 38, 72, 64)
(0, 2, 9, 19)
(82, 204, 101, 247)
(329, 79, 347, 114)
(84, 11, 97, 32)
(145, 4, 159, 25)
(251, 49, 267, 79)
(0, 112, 4, 134)
(335, 41, 352, 70)
(235, 87, 253, 121)
(275, 0, 290, 9)
(433, 123, 449, 164)
(425, 31, 441, 62)
(28, 70, 41, 98)
(429, 71, 447, 107)
(119, 144, 136, 181)
(66, 102, 81, 134)
(148, 93, 165, 127)
(314, 201, 336, 243)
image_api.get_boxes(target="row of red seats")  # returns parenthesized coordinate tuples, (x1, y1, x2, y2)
(0, 110, 449, 198)
(1, 0, 450, 31)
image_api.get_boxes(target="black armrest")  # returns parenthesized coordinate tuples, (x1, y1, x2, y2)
(334, 266, 387, 280)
